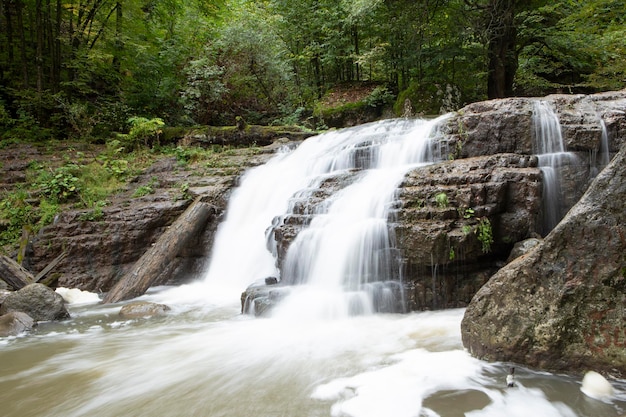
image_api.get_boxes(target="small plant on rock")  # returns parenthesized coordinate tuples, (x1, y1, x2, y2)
(477, 217, 494, 253)
(435, 192, 449, 208)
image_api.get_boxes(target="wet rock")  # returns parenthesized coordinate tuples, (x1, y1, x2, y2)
(394, 154, 542, 309)
(443, 91, 626, 159)
(461, 143, 626, 378)
(119, 301, 170, 319)
(0, 311, 36, 337)
(240, 280, 290, 316)
(0, 289, 11, 304)
(506, 237, 542, 263)
(0, 283, 70, 321)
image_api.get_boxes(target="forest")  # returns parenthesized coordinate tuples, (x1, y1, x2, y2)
(0, 0, 625, 140)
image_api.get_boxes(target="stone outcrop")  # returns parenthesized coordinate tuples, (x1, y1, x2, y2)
(394, 153, 542, 309)
(0, 283, 70, 321)
(461, 143, 626, 378)
(254, 91, 626, 313)
(20, 145, 280, 293)
(443, 92, 626, 158)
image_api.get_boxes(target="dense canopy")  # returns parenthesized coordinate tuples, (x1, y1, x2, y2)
(0, 0, 625, 138)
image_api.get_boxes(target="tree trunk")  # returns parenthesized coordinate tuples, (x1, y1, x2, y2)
(0, 255, 34, 290)
(53, 0, 61, 88)
(112, 1, 122, 74)
(103, 198, 214, 304)
(16, 0, 28, 86)
(2, 0, 14, 65)
(35, 0, 43, 92)
(486, 0, 518, 99)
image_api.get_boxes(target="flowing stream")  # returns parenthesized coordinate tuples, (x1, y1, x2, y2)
(2, 119, 626, 417)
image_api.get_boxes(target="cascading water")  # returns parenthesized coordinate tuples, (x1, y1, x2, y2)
(531, 101, 579, 235)
(202, 117, 450, 317)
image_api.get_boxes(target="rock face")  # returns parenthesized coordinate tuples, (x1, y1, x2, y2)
(461, 143, 626, 378)
(0, 283, 70, 321)
(393, 153, 542, 310)
(20, 146, 279, 293)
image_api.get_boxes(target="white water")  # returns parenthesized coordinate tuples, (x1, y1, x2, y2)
(531, 101, 579, 235)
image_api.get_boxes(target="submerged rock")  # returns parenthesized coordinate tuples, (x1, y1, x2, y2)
(119, 301, 171, 319)
(240, 279, 289, 316)
(461, 143, 626, 377)
(0, 311, 36, 337)
(0, 283, 70, 321)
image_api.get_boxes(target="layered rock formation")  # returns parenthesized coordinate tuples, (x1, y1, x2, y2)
(10, 90, 625, 315)
(461, 142, 626, 377)
(394, 154, 541, 310)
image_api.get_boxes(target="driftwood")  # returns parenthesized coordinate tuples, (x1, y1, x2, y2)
(103, 198, 213, 304)
(0, 255, 34, 290)
(35, 251, 67, 282)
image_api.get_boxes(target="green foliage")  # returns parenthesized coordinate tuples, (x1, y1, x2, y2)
(435, 192, 449, 208)
(78, 201, 107, 222)
(171, 145, 204, 165)
(132, 177, 160, 198)
(1, 0, 625, 142)
(449, 246, 456, 261)
(476, 217, 494, 253)
(0, 190, 36, 250)
(119, 117, 165, 150)
(365, 86, 395, 108)
(37, 164, 81, 203)
(463, 207, 475, 219)
(179, 182, 191, 201)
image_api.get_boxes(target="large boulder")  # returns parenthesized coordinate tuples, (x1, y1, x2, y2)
(0, 311, 36, 336)
(461, 143, 626, 378)
(0, 283, 70, 321)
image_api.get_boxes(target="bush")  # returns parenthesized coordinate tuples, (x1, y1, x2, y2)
(37, 164, 81, 203)
(119, 117, 165, 150)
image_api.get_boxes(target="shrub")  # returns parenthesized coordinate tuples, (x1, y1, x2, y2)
(37, 164, 81, 202)
(477, 217, 494, 253)
(119, 117, 165, 150)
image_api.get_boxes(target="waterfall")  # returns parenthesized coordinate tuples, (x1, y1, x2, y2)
(531, 100, 579, 236)
(599, 118, 611, 167)
(202, 116, 450, 317)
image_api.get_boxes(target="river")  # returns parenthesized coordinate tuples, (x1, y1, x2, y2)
(1, 287, 624, 417)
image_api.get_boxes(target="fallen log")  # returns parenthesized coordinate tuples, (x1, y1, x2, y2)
(0, 255, 34, 290)
(35, 251, 67, 282)
(103, 198, 214, 304)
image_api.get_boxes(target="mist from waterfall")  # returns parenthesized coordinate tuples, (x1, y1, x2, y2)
(531, 101, 578, 235)
(199, 116, 450, 316)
